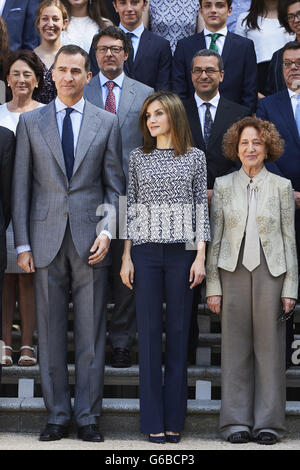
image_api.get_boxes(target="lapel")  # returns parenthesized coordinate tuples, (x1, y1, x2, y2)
(38, 102, 67, 177)
(186, 97, 205, 149)
(118, 76, 136, 128)
(72, 100, 99, 176)
(2, 0, 15, 19)
(277, 89, 300, 145)
(85, 75, 104, 109)
(221, 32, 234, 68)
(207, 96, 229, 149)
(131, 29, 149, 72)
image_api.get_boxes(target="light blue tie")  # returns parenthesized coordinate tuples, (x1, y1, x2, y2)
(296, 94, 300, 138)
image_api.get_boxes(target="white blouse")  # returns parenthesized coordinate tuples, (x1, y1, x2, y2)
(61, 16, 110, 53)
(235, 13, 295, 63)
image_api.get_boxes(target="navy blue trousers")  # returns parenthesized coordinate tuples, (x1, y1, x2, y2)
(132, 243, 195, 434)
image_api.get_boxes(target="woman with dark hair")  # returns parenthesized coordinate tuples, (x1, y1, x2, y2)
(121, 90, 210, 443)
(235, 0, 294, 95)
(266, 1, 300, 95)
(206, 116, 298, 444)
(0, 50, 45, 367)
(34, 0, 68, 104)
(61, 0, 112, 52)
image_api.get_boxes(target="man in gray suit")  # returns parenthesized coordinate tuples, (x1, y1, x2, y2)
(12, 45, 125, 442)
(84, 26, 153, 368)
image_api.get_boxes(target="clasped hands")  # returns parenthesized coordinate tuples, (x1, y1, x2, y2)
(206, 296, 296, 315)
(17, 234, 110, 272)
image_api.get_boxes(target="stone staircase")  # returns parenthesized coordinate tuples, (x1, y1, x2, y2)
(2, 301, 300, 434)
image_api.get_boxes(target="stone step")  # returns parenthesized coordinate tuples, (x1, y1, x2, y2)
(3, 365, 300, 389)
(1, 397, 300, 436)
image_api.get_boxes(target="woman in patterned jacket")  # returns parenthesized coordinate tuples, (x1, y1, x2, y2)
(206, 116, 298, 445)
(120, 90, 210, 444)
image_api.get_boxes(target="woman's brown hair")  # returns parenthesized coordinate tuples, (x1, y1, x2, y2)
(139, 91, 193, 157)
(35, 0, 69, 30)
(0, 18, 10, 74)
(222, 116, 285, 162)
(61, 0, 109, 29)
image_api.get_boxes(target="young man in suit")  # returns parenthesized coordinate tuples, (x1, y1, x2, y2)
(84, 26, 153, 368)
(184, 49, 250, 363)
(1, 0, 41, 50)
(89, 0, 172, 91)
(12, 45, 125, 442)
(256, 41, 300, 368)
(173, 0, 257, 112)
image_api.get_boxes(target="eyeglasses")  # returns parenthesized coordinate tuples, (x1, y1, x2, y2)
(283, 60, 300, 69)
(95, 46, 124, 55)
(287, 11, 300, 22)
(191, 67, 221, 76)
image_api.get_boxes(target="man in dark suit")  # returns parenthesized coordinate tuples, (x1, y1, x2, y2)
(12, 45, 125, 442)
(256, 40, 300, 368)
(1, 0, 41, 50)
(84, 26, 153, 368)
(173, 0, 257, 112)
(184, 49, 250, 363)
(0, 127, 15, 373)
(89, 0, 172, 91)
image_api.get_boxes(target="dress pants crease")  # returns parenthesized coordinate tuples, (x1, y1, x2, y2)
(219, 242, 286, 439)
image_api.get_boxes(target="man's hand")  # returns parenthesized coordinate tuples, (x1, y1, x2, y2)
(88, 234, 110, 265)
(294, 191, 300, 210)
(17, 251, 35, 273)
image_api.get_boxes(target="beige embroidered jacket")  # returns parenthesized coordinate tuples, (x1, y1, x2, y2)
(206, 167, 298, 299)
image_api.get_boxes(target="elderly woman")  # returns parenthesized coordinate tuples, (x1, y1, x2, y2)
(206, 116, 298, 445)
(121, 90, 210, 443)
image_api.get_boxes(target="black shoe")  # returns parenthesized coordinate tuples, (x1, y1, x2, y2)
(165, 433, 181, 443)
(256, 432, 277, 445)
(77, 424, 104, 442)
(111, 348, 132, 368)
(227, 431, 251, 444)
(39, 424, 69, 441)
(148, 434, 166, 444)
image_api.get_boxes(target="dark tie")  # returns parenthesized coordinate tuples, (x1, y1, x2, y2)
(203, 102, 213, 147)
(126, 32, 134, 71)
(208, 33, 221, 52)
(105, 81, 116, 114)
(62, 107, 74, 181)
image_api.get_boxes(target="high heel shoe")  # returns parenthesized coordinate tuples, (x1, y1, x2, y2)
(148, 434, 166, 444)
(2, 346, 13, 366)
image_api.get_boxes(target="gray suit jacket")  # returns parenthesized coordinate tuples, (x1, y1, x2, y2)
(12, 100, 125, 268)
(84, 74, 153, 186)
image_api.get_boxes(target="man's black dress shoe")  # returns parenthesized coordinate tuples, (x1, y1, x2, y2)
(39, 424, 69, 441)
(255, 432, 277, 445)
(77, 424, 104, 442)
(227, 431, 251, 444)
(111, 348, 132, 368)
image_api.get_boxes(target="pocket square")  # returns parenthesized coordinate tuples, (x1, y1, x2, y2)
(9, 8, 22, 12)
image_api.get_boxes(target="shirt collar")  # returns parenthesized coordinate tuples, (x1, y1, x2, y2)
(99, 70, 125, 89)
(288, 87, 300, 100)
(204, 26, 228, 37)
(55, 96, 85, 114)
(119, 22, 145, 38)
(194, 91, 220, 109)
(238, 165, 268, 188)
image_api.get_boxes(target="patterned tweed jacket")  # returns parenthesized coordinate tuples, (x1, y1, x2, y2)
(206, 167, 298, 299)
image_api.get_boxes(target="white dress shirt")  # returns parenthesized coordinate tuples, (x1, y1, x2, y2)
(98, 71, 125, 113)
(119, 22, 145, 60)
(0, 0, 6, 16)
(288, 88, 300, 117)
(194, 91, 220, 137)
(203, 26, 228, 55)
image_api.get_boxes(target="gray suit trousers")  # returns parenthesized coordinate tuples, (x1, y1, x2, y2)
(34, 223, 108, 427)
(219, 242, 286, 439)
